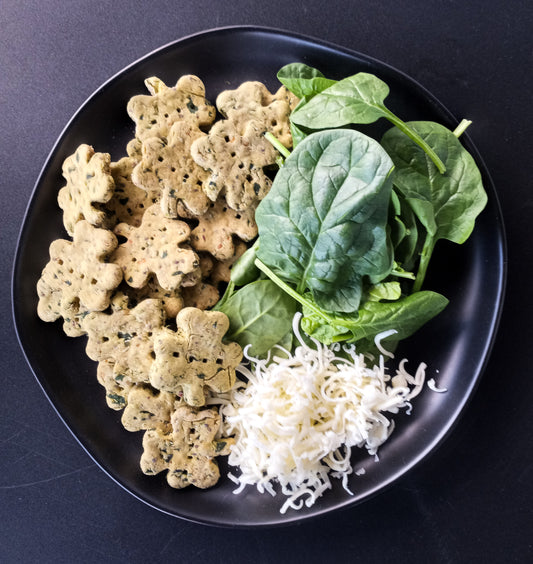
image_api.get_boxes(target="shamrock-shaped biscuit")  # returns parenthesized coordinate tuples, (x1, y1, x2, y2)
(106, 156, 159, 227)
(140, 404, 232, 489)
(83, 297, 165, 384)
(121, 384, 177, 432)
(190, 198, 257, 261)
(96, 360, 134, 410)
(127, 75, 216, 143)
(112, 204, 200, 291)
(209, 240, 248, 286)
(190, 82, 297, 211)
(181, 282, 219, 311)
(58, 144, 115, 236)
(149, 308, 242, 406)
(37, 221, 122, 332)
(132, 121, 211, 219)
(122, 276, 184, 318)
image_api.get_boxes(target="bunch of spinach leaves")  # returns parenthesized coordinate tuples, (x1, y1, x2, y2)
(215, 63, 487, 357)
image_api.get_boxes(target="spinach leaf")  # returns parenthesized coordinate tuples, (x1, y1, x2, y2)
(301, 290, 449, 345)
(389, 188, 422, 272)
(277, 63, 338, 146)
(277, 63, 336, 99)
(255, 128, 394, 313)
(216, 279, 297, 358)
(381, 121, 487, 290)
(290, 72, 446, 174)
(229, 239, 260, 286)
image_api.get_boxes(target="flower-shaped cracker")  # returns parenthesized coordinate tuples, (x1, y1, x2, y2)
(149, 308, 242, 406)
(140, 404, 232, 489)
(121, 384, 177, 433)
(57, 144, 115, 236)
(112, 203, 200, 291)
(132, 121, 211, 219)
(181, 282, 219, 311)
(127, 75, 215, 143)
(96, 360, 134, 411)
(190, 82, 297, 211)
(106, 156, 159, 227)
(83, 297, 165, 384)
(122, 276, 184, 318)
(37, 221, 122, 332)
(190, 197, 257, 261)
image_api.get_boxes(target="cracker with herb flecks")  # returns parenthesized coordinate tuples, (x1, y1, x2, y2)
(112, 203, 200, 291)
(140, 404, 232, 489)
(121, 384, 177, 432)
(149, 307, 242, 406)
(127, 75, 216, 144)
(96, 360, 134, 411)
(209, 240, 248, 286)
(57, 144, 115, 236)
(83, 297, 165, 384)
(37, 221, 122, 333)
(120, 276, 184, 318)
(190, 197, 257, 261)
(190, 81, 297, 211)
(132, 121, 211, 219)
(181, 281, 219, 310)
(106, 156, 159, 227)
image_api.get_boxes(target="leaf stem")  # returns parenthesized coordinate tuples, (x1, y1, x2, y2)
(453, 119, 472, 138)
(413, 233, 436, 292)
(254, 258, 331, 322)
(264, 132, 291, 159)
(381, 107, 447, 174)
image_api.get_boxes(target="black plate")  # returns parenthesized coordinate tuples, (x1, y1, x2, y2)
(12, 26, 506, 527)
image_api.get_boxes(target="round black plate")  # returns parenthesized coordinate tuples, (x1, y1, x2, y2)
(12, 26, 506, 527)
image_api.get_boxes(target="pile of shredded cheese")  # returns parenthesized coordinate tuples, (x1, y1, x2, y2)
(220, 315, 433, 514)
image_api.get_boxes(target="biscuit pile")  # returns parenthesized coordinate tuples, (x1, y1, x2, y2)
(36, 75, 297, 489)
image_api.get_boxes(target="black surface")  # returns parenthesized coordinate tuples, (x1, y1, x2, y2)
(2, 0, 531, 561)
(12, 26, 505, 528)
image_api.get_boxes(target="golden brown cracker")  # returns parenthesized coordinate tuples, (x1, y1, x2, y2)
(121, 277, 184, 318)
(140, 405, 232, 489)
(127, 75, 216, 143)
(131, 121, 211, 218)
(190, 82, 296, 211)
(190, 198, 257, 261)
(121, 384, 177, 432)
(96, 360, 134, 411)
(112, 203, 200, 291)
(83, 297, 165, 384)
(57, 144, 115, 236)
(181, 282, 219, 310)
(106, 156, 159, 227)
(149, 308, 242, 406)
(37, 221, 122, 329)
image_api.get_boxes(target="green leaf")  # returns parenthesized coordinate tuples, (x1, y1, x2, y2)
(216, 279, 297, 358)
(382, 121, 487, 290)
(291, 72, 391, 127)
(255, 128, 394, 313)
(277, 63, 336, 99)
(366, 281, 402, 302)
(382, 121, 487, 244)
(301, 290, 448, 345)
(290, 72, 446, 173)
(229, 239, 260, 286)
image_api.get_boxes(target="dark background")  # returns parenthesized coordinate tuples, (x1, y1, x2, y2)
(2, 1, 531, 562)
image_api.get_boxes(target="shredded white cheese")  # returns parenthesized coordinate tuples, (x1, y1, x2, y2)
(427, 378, 447, 393)
(221, 315, 430, 514)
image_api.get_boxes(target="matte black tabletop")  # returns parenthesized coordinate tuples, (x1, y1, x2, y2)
(2, 1, 531, 562)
